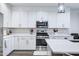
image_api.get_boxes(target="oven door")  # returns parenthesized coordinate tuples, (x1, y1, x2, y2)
(36, 39, 47, 46)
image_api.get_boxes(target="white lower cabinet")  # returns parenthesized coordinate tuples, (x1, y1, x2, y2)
(3, 36, 36, 56)
(27, 37, 36, 50)
(14, 36, 36, 50)
(3, 37, 13, 56)
(14, 36, 19, 49)
(18, 37, 29, 50)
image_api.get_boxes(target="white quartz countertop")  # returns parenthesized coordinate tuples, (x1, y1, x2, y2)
(3, 33, 36, 38)
(49, 33, 71, 37)
(53, 34, 70, 37)
(46, 39, 79, 54)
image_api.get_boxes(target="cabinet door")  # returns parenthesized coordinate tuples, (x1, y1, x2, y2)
(57, 13, 70, 28)
(63, 12, 70, 28)
(18, 37, 28, 50)
(15, 37, 30, 50)
(14, 36, 19, 49)
(28, 12, 36, 28)
(18, 36, 36, 50)
(23, 37, 30, 50)
(3, 38, 11, 56)
(20, 11, 28, 28)
(14, 36, 36, 50)
(28, 37, 36, 50)
(3, 39, 8, 56)
(10, 37, 15, 51)
(48, 12, 57, 28)
(12, 11, 20, 27)
(57, 13, 64, 28)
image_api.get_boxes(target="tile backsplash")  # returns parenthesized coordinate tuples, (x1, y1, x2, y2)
(48, 28, 70, 36)
(6, 28, 36, 34)
(3, 28, 69, 36)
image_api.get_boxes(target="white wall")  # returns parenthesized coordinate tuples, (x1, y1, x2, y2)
(0, 13, 3, 51)
(70, 9, 79, 33)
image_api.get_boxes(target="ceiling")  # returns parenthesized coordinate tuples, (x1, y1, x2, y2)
(8, 3, 79, 9)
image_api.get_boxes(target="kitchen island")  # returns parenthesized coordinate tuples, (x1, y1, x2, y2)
(46, 39, 79, 56)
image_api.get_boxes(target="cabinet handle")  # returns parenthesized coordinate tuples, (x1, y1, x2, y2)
(18, 39, 19, 42)
(18, 38, 19, 42)
(26, 40, 29, 45)
(62, 24, 64, 27)
(19, 24, 21, 27)
(5, 40, 7, 48)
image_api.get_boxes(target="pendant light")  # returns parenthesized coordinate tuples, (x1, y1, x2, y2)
(58, 3, 65, 13)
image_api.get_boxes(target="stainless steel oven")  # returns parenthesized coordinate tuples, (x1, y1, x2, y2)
(36, 21, 49, 51)
(36, 21, 48, 28)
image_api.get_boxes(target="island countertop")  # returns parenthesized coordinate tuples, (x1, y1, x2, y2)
(46, 39, 79, 54)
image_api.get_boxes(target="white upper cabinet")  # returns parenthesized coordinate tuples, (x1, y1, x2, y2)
(12, 8, 36, 28)
(64, 12, 70, 28)
(2, 5, 70, 28)
(48, 12, 57, 28)
(12, 9, 28, 28)
(12, 11, 20, 27)
(37, 11, 48, 21)
(28, 11, 37, 28)
(20, 11, 28, 28)
(57, 11, 70, 28)
(48, 8, 70, 28)
(57, 13, 65, 28)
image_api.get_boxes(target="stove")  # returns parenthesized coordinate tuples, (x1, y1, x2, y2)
(36, 32, 49, 39)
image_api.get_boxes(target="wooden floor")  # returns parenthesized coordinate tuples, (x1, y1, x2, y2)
(9, 50, 33, 56)
(8, 50, 79, 56)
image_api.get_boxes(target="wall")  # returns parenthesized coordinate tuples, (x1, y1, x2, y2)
(0, 13, 3, 52)
(69, 9, 79, 33)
